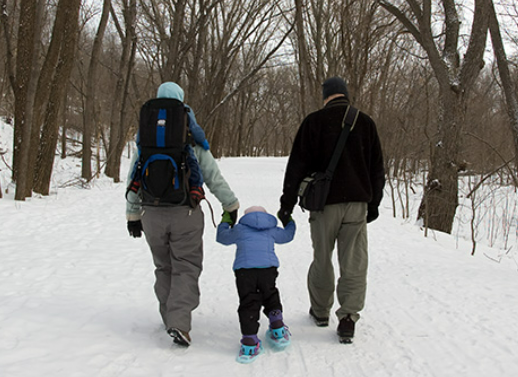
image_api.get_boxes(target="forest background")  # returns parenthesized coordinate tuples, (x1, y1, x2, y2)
(1, 0, 518, 239)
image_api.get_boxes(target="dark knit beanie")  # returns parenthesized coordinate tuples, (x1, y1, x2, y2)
(322, 77, 349, 100)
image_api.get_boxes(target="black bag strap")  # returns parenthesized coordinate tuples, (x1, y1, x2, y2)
(325, 105, 359, 178)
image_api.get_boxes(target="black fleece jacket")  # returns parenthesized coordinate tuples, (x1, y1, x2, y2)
(280, 97, 385, 212)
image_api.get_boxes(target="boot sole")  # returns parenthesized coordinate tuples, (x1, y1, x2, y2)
(309, 310, 329, 327)
(169, 328, 191, 347)
(339, 336, 353, 344)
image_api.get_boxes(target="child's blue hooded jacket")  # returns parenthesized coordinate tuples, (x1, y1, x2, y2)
(216, 211, 296, 270)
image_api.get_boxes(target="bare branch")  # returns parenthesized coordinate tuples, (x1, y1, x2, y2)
(460, 0, 489, 89)
(465, 132, 518, 190)
(378, 1, 423, 45)
(205, 19, 296, 121)
(442, 0, 460, 64)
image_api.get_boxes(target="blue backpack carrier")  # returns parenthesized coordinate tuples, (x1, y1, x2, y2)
(127, 98, 193, 206)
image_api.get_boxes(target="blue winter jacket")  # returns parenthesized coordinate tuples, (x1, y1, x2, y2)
(216, 212, 296, 270)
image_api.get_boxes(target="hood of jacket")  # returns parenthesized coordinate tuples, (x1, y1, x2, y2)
(156, 82, 184, 101)
(238, 211, 278, 230)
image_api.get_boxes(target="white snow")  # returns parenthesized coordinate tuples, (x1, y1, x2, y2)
(1, 120, 518, 377)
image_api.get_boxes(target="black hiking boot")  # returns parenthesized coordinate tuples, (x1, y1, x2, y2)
(337, 315, 355, 344)
(309, 308, 329, 327)
(168, 328, 191, 347)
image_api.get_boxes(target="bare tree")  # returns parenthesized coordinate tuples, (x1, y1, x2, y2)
(487, 0, 518, 175)
(105, 0, 137, 182)
(83, 0, 112, 180)
(294, 0, 312, 116)
(197, 0, 292, 156)
(3, 0, 43, 200)
(137, 0, 293, 157)
(33, 0, 82, 195)
(379, 0, 490, 233)
(0, 0, 16, 115)
(291, 1, 392, 112)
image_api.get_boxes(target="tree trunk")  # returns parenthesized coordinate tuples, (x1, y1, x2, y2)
(33, 0, 81, 195)
(487, 0, 518, 174)
(163, 0, 186, 82)
(27, 0, 71, 196)
(12, 0, 40, 200)
(0, 0, 16, 93)
(294, 0, 310, 117)
(105, 0, 136, 182)
(380, 0, 489, 233)
(111, 38, 137, 182)
(60, 91, 68, 159)
(418, 90, 464, 233)
(83, 0, 111, 180)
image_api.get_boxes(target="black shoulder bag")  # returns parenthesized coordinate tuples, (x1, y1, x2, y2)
(297, 105, 359, 211)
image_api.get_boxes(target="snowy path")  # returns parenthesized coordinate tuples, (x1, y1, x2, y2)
(1, 157, 518, 377)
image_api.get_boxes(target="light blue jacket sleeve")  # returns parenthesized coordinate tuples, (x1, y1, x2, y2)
(125, 147, 143, 221)
(194, 145, 239, 212)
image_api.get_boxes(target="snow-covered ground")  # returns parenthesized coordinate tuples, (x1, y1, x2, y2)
(1, 120, 518, 376)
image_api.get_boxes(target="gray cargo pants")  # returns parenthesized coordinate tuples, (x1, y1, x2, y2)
(141, 205, 204, 333)
(308, 202, 368, 322)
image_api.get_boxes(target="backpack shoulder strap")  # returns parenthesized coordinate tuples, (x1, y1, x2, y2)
(325, 106, 359, 178)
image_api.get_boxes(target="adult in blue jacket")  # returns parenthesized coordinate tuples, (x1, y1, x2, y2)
(217, 206, 295, 361)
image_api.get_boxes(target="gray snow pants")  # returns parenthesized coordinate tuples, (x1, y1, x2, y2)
(308, 202, 368, 323)
(141, 205, 204, 333)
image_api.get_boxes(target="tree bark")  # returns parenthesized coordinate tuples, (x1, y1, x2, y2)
(418, 90, 464, 232)
(381, 0, 489, 233)
(11, 0, 41, 200)
(104, 0, 136, 182)
(294, 0, 310, 117)
(33, 0, 81, 195)
(0, 0, 16, 93)
(487, 0, 518, 175)
(27, 0, 72, 196)
(83, 0, 111, 180)
(111, 37, 137, 182)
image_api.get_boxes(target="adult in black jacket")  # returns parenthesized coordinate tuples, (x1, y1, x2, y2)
(278, 77, 385, 342)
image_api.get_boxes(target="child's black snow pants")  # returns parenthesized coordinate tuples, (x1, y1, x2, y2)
(234, 267, 282, 335)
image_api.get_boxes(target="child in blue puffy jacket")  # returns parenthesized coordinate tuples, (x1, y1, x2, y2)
(216, 206, 295, 363)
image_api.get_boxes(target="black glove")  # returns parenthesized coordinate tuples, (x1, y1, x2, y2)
(228, 210, 238, 227)
(277, 207, 292, 227)
(127, 220, 143, 238)
(367, 205, 379, 223)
